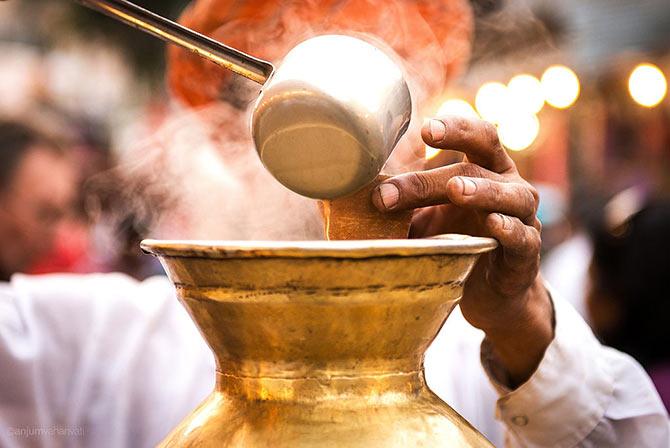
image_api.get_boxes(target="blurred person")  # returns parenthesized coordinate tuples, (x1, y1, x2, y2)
(23, 113, 162, 280)
(0, 1, 668, 448)
(588, 194, 670, 411)
(25, 115, 113, 275)
(13, 111, 164, 280)
(0, 120, 77, 280)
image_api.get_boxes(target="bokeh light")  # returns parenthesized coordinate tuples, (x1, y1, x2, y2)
(628, 63, 667, 108)
(475, 82, 509, 123)
(498, 112, 540, 152)
(541, 65, 580, 109)
(507, 74, 545, 114)
(425, 146, 442, 160)
(436, 99, 479, 119)
(425, 99, 480, 160)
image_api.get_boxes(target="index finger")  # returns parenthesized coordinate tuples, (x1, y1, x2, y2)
(422, 116, 515, 174)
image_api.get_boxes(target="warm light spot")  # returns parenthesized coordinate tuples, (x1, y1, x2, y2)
(507, 74, 545, 114)
(436, 99, 480, 119)
(498, 112, 540, 152)
(475, 82, 509, 124)
(541, 65, 580, 109)
(273, 35, 404, 113)
(628, 63, 667, 108)
(425, 146, 442, 160)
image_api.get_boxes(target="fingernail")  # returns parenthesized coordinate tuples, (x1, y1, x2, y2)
(459, 177, 477, 195)
(428, 119, 446, 142)
(378, 183, 400, 209)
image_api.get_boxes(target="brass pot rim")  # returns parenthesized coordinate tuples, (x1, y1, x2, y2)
(140, 234, 497, 259)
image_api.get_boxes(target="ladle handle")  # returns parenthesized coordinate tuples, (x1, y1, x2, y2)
(74, 0, 274, 84)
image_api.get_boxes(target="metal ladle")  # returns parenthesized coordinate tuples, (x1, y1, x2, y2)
(76, 0, 412, 199)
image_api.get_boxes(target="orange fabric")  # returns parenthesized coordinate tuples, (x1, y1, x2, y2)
(167, 0, 473, 108)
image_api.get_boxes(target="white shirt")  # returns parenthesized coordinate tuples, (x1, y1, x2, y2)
(0, 273, 668, 447)
(541, 232, 593, 319)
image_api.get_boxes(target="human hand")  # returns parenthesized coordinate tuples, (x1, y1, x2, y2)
(372, 116, 554, 386)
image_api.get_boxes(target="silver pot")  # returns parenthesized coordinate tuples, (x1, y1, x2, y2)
(252, 34, 411, 199)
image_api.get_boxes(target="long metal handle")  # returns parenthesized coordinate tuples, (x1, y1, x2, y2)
(75, 0, 274, 84)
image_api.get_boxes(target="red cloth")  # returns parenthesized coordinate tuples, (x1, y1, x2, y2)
(168, 0, 473, 108)
(27, 221, 93, 275)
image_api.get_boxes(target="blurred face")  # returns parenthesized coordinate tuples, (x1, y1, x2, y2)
(0, 146, 77, 279)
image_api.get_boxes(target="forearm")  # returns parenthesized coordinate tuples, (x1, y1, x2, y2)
(482, 276, 554, 388)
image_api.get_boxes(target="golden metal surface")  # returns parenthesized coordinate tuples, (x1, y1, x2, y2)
(141, 235, 497, 447)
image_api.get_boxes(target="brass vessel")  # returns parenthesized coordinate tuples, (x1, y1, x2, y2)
(141, 235, 497, 447)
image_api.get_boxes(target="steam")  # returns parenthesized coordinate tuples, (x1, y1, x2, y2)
(107, 103, 323, 241)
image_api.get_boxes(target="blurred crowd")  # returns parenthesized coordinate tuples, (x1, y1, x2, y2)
(0, 115, 165, 281)
(1, 0, 669, 411)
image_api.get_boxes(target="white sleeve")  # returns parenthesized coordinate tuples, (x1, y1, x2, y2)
(0, 274, 214, 448)
(481, 289, 670, 448)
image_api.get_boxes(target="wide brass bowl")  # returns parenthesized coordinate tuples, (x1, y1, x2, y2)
(141, 235, 497, 447)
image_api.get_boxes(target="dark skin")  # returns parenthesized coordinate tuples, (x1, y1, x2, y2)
(372, 116, 554, 388)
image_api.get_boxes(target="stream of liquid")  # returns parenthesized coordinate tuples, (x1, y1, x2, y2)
(321, 200, 334, 241)
(318, 175, 413, 241)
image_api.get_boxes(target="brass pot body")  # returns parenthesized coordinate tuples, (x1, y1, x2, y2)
(141, 236, 497, 447)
